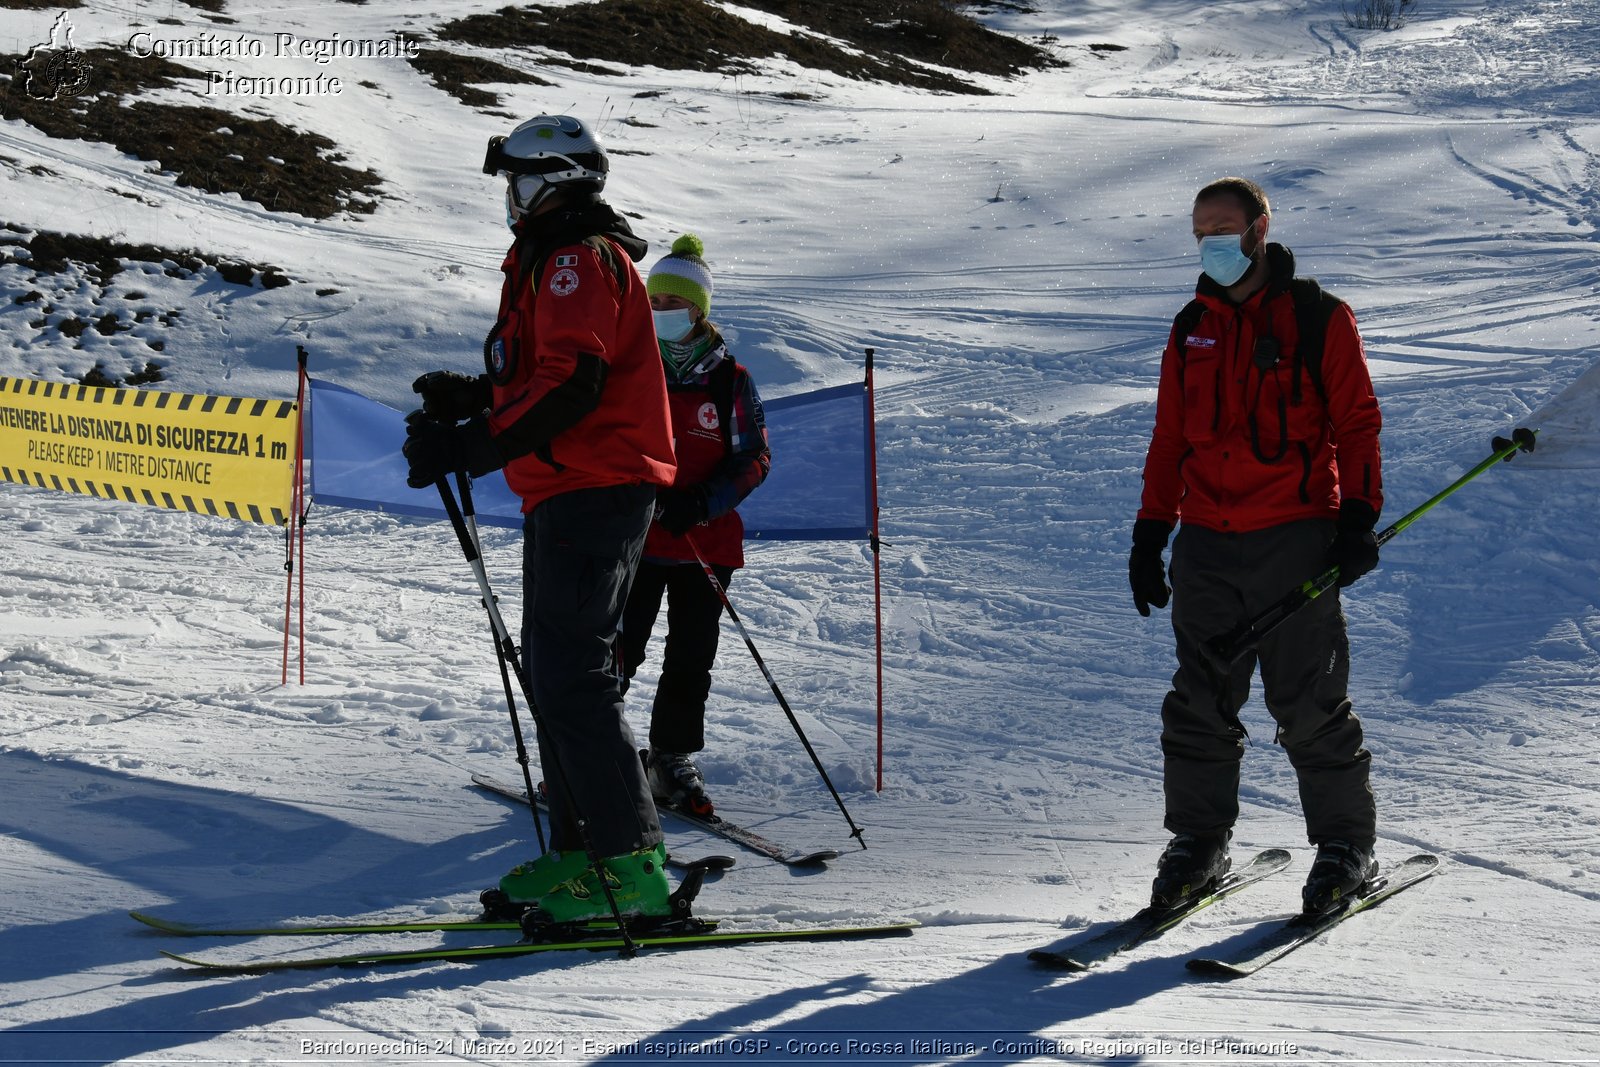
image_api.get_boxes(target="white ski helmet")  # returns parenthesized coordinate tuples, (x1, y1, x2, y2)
(483, 115, 608, 224)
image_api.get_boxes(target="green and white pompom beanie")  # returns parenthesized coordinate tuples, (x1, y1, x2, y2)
(647, 233, 714, 317)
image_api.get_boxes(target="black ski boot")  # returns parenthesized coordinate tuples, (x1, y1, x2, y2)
(1150, 831, 1232, 909)
(1301, 840, 1378, 915)
(645, 748, 715, 817)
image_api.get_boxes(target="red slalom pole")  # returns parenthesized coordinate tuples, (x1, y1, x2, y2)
(282, 347, 309, 685)
(864, 348, 884, 792)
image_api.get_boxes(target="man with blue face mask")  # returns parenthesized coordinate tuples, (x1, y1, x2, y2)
(1130, 177, 1386, 919)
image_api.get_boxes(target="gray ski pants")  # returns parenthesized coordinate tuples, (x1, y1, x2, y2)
(1161, 519, 1376, 851)
(521, 482, 663, 857)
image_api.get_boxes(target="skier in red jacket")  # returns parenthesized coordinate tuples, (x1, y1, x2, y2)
(1131, 176, 1385, 917)
(403, 115, 677, 925)
(620, 234, 771, 817)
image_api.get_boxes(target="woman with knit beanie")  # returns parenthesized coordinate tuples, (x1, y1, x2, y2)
(622, 233, 771, 816)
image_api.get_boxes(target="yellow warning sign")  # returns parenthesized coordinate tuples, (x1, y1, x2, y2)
(0, 377, 298, 525)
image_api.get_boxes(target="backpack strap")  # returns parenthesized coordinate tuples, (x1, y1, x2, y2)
(708, 356, 738, 455)
(1287, 276, 1344, 404)
(1172, 298, 1206, 353)
(1170, 298, 1217, 435)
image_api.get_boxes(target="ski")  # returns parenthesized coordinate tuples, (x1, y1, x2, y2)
(654, 800, 840, 868)
(128, 910, 717, 939)
(471, 771, 836, 867)
(1186, 853, 1441, 978)
(158, 919, 919, 973)
(1028, 847, 1292, 972)
(130, 911, 522, 937)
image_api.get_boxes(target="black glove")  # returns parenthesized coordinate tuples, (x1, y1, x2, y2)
(402, 410, 502, 489)
(655, 487, 708, 537)
(412, 370, 491, 422)
(1129, 518, 1173, 617)
(1327, 499, 1380, 588)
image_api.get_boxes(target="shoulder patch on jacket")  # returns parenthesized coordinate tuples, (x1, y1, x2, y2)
(548, 267, 580, 297)
(531, 237, 629, 298)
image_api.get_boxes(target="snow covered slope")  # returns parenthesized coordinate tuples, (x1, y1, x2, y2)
(2, 0, 1597, 1062)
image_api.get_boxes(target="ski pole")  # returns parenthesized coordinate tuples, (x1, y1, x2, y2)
(1202, 427, 1537, 673)
(436, 472, 637, 954)
(449, 473, 546, 855)
(682, 532, 867, 851)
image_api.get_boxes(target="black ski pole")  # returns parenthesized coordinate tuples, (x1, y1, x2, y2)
(1202, 427, 1537, 673)
(436, 472, 638, 955)
(451, 474, 545, 855)
(683, 533, 867, 850)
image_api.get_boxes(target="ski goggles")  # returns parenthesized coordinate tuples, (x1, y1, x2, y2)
(482, 135, 604, 183)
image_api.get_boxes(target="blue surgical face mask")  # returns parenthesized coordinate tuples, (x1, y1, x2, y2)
(1198, 218, 1259, 286)
(652, 307, 696, 343)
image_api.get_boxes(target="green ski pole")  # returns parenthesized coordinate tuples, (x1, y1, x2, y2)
(1202, 427, 1538, 673)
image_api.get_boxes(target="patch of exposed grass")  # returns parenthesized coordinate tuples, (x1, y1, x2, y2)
(436, 0, 1043, 95)
(408, 48, 556, 109)
(3, 228, 291, 288)
(2, 47, 383, 218)
(736, 0, 1058, 79)
(0, 225, 290, 372)
(72, 358, 163, 387)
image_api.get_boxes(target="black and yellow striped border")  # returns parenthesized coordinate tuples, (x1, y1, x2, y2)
(0, 376, 297, 526)
(0, 464, 288, 525)
(1, 376, 296, 419)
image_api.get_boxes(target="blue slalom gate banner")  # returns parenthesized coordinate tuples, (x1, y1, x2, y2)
(306, 377, 873, 541)
(303, 359, 887, 791)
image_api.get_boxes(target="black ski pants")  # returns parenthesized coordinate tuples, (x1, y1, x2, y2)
(1161, 519, 1376, 851)
(619, 558, 734, 755)
(520, 482, 663, 857)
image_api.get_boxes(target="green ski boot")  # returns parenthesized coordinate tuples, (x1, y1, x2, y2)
(533, 843, 672, 925)
(497, 849, 592, 903)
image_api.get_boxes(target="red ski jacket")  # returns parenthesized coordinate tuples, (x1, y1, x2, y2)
(642, 335, 770, 569)
(1139, 247, 1383, 534)
(483, 220, 675, 511)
